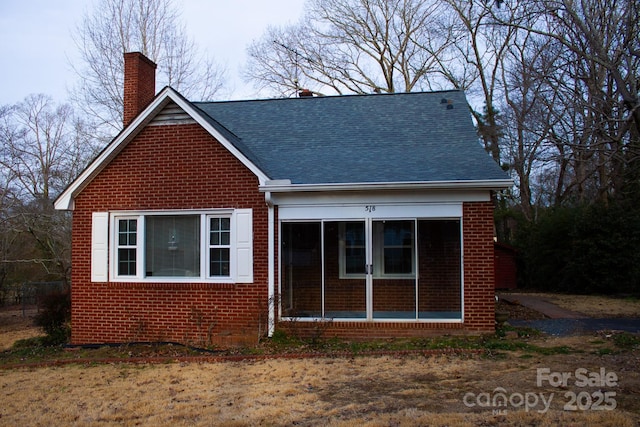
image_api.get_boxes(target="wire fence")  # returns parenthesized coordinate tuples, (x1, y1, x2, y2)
(7, 281, 68, 317)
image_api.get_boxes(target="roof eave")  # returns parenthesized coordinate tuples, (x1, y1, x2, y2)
(259, 179, 514, 193)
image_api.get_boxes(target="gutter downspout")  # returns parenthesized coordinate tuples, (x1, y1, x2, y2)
(265, 191, 275, 337)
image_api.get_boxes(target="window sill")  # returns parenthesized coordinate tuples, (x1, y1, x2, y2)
(108, 281, 240, 290)
(110, 276, 236, 283)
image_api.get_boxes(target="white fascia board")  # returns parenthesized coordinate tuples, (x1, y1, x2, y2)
(259, 179, 513, 194)
(54, 87, 270, 211)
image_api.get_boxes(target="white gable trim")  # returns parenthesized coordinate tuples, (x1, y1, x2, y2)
(54, 87, 270, 211)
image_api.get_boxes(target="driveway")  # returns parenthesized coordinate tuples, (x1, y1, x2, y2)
(510, 317, 640, 336)
(498, 293, 640, 336)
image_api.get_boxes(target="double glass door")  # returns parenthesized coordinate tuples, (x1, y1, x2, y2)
(281, 218, 461, 321)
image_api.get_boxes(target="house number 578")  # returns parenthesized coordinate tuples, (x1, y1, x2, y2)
(365, 205, 376, 212)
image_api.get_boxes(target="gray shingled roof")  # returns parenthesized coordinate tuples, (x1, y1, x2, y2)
(192, 90, 507, 185)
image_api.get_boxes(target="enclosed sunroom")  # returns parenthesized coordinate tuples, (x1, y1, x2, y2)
(269, 190, 471, 324)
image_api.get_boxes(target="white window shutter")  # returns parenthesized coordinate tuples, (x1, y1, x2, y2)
(91, 212, 109, 282)
(234, 209, 253, 283)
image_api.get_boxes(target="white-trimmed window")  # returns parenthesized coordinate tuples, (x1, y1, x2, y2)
(341, 222, 366, 275)
(116, 217, 139, 276)
(91, 209, 252, 283)
(374, 220, 415, 277)
(340, 220, 415, 279)
(208, 216, 231, 277)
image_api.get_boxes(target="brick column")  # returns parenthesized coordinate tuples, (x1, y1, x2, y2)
(462, 201, 496, 332)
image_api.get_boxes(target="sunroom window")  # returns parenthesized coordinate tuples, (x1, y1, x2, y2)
(340, 220, 415, 278)
(281, 219, 461, 321)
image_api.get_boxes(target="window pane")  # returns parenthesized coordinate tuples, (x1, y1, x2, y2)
(210, 248, 230, 276)
(145, 215, 200, 277)
(118, 219, 137, 246)
(281, 222, 322, 318)
(118, 248, 136, 276)
(344, 223, 364, 246)
(128, 219, 137, 244)
(343, 222, 366, 275)
(378, 221, 414, 275)
(383, 222, 412, 246)
(345, 247, 366, 274)
(417, 220, 461, 319)
(210, 217, 231, 246)
(384, 247, 413, 274)
(210, 218, 220, 245)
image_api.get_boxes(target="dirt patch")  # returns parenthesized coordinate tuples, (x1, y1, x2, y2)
(496, 298, 547, 320)
(0, 306, 43, 351)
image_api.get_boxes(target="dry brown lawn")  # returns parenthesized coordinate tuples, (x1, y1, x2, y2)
(542, 293, 640, 318)
(1, 300, 639, 426)
(1, 350, 639, 426)
(0, 306, 43, 351)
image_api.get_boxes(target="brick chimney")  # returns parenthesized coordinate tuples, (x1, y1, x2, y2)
(123, 52, 157, 126)
(298, 88, 314, 98)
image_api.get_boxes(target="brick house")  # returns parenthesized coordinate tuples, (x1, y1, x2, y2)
(55, 53, 511, 346)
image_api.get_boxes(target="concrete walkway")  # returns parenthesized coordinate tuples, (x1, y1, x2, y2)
(497, 293, 589, 319)
(498, 293, 640, 336)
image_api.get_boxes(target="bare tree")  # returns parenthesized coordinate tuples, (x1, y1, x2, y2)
(245, 0, 452, 96)
(71, 0, 226, 132)
(497, 31, 562, 219)
(433, 0, 521, 164)
(1, 95, 97, 202)
(0, 95, 96, 284)
(491, 0, 640, 202)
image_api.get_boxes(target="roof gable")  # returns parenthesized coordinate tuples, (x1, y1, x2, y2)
(54, 87, 270, 210)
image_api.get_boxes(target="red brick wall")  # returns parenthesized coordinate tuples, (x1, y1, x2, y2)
(71, 123, 269, 346)
(461, 201, 496, 332)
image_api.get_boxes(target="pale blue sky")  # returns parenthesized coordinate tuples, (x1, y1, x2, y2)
(0, 0, 305, 105)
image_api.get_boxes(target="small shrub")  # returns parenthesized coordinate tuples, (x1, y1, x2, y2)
(269, 329, 305, 348)
(34, 289, 71, 346)
(12, 336, 46, 349)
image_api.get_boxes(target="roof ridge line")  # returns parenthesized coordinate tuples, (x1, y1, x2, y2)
(192, 88, 463, 105)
